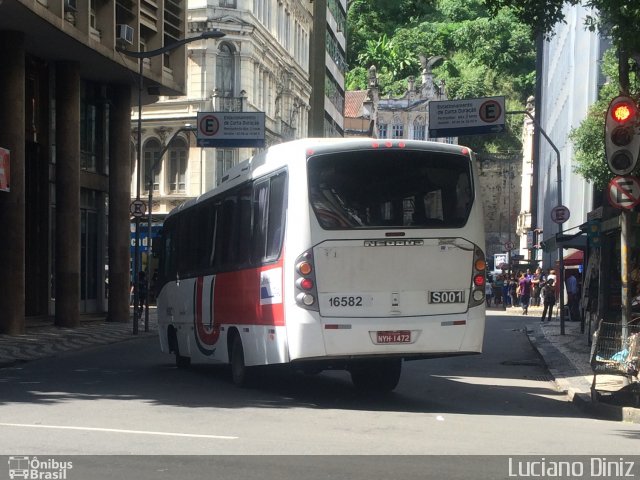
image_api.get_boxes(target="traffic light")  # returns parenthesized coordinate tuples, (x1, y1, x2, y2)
(605, 95, 640, 175)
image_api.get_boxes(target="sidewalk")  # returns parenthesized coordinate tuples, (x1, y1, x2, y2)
(1, 305, 640, 422)
(490, 304, 640, 423)
(0, 308, 157, 367)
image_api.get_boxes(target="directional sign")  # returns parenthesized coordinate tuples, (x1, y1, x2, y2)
(550, 205, 570, 224)
(428, 96, 505, 138)
(607, 175, 640, 210)
(130, 199, 147, 218)
(197, 112, 266, 148)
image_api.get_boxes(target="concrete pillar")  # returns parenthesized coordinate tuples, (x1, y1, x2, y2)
(108, 84, 132, 322)
(55, 62, 81, 328)
(0, 32, 26, 334)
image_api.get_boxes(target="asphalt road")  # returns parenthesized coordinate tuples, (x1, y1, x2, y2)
(1, 313, 640, 479)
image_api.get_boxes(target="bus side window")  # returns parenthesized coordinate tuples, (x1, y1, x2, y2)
(251, 180, 269, 263)
(265, 172, 286, 261)
(208, 202, 220, 269)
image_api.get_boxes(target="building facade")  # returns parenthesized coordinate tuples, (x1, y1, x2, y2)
(130, 0, 315, 275)
(536, 3, 606, 267)
(0, 0, 190, 334)
(308, 0, 346, 137)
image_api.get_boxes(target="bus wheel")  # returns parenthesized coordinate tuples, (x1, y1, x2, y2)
(230, 335, 253, 387)
(176, 352, 191, 369)
(349, 359, 402, 393)
(169, 327, 190, 369)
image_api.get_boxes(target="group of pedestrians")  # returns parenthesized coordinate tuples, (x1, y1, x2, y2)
(486, 267, 560, 321)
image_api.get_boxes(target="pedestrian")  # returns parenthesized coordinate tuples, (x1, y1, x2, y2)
(541, 278, 556, 322)
(509, 277, 518, 307)
(494, 275, 504, 305)
(518, 272, 531, 315)
(566, 272, 579, 321)
(530, 268, 542, 307)
(485, 280, 493, 307)
(136, 270, 148, 316)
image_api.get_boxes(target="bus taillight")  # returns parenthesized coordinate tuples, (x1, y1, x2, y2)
(295, 250, 319, 311)
(469, 245, 486, 308)
(297, 278, 314, 290)
(297, 261, 313, 276)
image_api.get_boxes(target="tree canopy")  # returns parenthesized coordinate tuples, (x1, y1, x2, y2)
(484, 0, 640, 92)
(346, 0, 537, 154)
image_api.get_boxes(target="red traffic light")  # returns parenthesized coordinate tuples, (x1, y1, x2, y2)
(611, 101, 635, 123)
(605, 95, 640, 175)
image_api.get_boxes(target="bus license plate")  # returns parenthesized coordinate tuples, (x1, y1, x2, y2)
(429, 290, 465, 304)
(376, 330, 411, 344)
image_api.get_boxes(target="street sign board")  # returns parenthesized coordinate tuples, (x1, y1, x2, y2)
(0, 147, 9, 192)
(550, 205, 570, 224)
(607, 175, 640, 210)
(428, 96, 505, 138)
(196, 112, 265, 148)
(130, 199, 146, 218)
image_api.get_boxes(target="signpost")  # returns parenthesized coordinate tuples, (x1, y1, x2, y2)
(550, 205, 570, 224)
(606, 175, 640, 210)
(428, 96, 505, 138)
(197, 112, 266, 148)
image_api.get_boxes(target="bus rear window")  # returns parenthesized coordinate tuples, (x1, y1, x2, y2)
(307, 149, 473, 229)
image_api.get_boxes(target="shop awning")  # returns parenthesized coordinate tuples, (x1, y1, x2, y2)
(563, 249, 584, 266)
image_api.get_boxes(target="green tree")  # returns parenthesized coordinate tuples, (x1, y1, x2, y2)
(570, 49, 640, 189)
(484, 0, 640, 92)
(347, 0, 537, 154)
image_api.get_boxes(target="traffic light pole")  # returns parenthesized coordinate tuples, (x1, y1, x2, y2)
(508, 110, 566, 334)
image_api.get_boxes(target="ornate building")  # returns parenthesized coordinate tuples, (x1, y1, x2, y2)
(130, 0, 315, 274)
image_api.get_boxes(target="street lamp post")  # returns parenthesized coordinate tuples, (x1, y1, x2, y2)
(508, 109, 565, 334)
(143, 125, 196, 332)
(117, 29, 225, 334)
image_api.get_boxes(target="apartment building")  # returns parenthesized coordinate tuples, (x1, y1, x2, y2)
(0, 0, 190, 333)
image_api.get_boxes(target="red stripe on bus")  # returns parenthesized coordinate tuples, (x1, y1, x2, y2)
(214, 259, 285, 327)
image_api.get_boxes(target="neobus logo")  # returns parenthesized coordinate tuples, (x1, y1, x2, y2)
(364, 240, 424, 247)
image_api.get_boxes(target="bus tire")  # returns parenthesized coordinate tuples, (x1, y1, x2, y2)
(230, 334, 253, 387)
(349, 358, 402, 393)
(168, 326, 190, 369)
(175, 352, 191, 369)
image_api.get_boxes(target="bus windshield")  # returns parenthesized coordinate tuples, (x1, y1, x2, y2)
(307, 148, 474, 229)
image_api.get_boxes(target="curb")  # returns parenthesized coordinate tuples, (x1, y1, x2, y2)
(525, 323, 640, 423)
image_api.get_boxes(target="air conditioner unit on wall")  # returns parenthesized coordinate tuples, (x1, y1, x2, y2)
(116, 24, 134, 45)
(64, 0, 77, 11)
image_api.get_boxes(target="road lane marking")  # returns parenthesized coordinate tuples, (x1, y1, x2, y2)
(0, 422, 237, 440)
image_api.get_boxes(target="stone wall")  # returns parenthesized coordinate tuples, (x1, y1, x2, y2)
(477, 154, 522, 267)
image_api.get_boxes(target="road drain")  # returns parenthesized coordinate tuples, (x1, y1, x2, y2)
(501, 360, 543, 367)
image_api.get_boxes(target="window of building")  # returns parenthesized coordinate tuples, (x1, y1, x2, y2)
(216, 149, 235, 186)
(168, 138, 188, 193)
(377, 123, 388, 139)
(392, 118, 404, 139)
(221, 0, 236, 7)
(413, 116, 426, 140)
(143, 138, 161, 192)
(216, 43, 235, 97)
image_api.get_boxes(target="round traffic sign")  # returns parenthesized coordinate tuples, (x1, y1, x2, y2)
(504, 241, 514, 251)
(550, 205, 570, 224)
(130, 199, 147, 218)
(607, 175, 640, 210)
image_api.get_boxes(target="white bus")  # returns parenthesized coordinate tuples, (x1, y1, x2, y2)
(156, 138, 487, 391)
